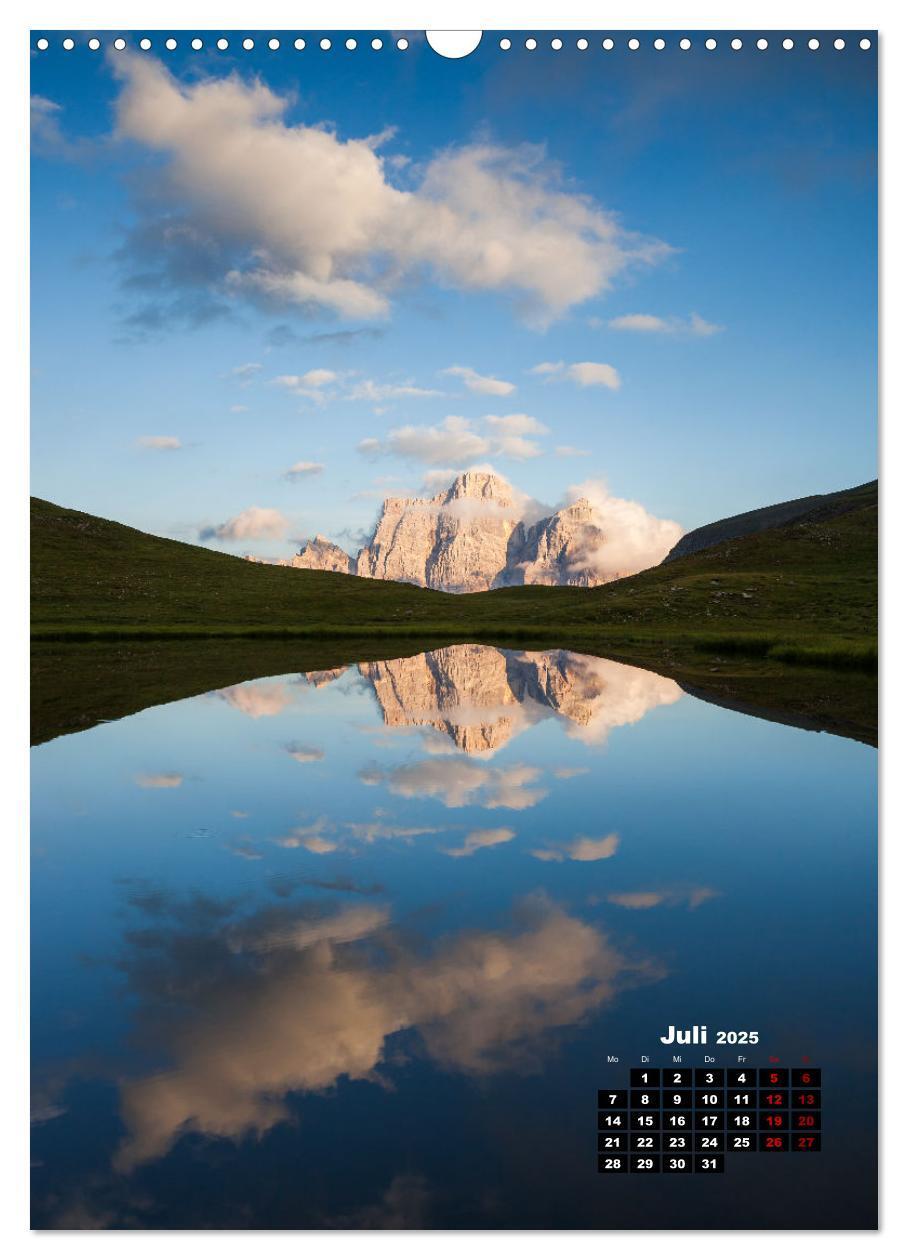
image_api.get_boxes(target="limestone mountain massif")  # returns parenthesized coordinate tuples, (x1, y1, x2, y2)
(271, 471, 618, 593)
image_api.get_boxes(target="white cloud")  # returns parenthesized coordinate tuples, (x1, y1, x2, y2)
(270, 369, 339, 404)
(111, 55, 671, 325)
(605, 887, 720, 910)
(345, 379, 442, 403)
(285, 743, 324, 763)
(608, 312, 723, 337)
(371, 416, 492, 466)
(484, 413, 548, 460)
(569, 362, 622, 388)
(228, 268, 390, 320)
(347, 820, 444, 844)
(200, 506, 289, 542)
(563, 479, 683, 577)
(135, 773, 183, 789)
(361, 414, 549, 466)
(555, 445, 591, 457)
(377, 758, 547, 810)
(531, 832, 620, 863)
(532, 361, 621, 389)
(230, 361, 262, 382)
(136, 435, 182, 450)
(274, 818, 336, 852)
(442, 827, 516, 859)
(285, 460, 324, 480)
(270, 371, 439, 408)
(216, 681, 295, 718)
(485, 413, 547, 436)
(113, 897, 654, 1170)
(442, 366, 516, 397)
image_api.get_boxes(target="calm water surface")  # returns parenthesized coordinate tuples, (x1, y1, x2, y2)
(31, 646, 877, 1228)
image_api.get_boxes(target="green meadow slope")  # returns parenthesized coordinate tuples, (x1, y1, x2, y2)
(30, 487, 877, 745)
(31, 487, 876, 659)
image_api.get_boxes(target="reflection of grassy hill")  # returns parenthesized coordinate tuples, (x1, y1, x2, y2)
(30, 487, 876, 745)
(31, 635, 878, 748)
(31, 486, 877, 663)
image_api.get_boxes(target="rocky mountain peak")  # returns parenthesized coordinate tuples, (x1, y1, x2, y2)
(252, 474, 673, 592)
(442, 471, 516, 507)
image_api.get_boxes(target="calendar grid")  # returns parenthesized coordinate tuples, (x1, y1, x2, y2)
(598, 1067, 821, 1173)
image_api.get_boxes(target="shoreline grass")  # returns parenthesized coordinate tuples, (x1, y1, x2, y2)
(31, 622, 877, 673)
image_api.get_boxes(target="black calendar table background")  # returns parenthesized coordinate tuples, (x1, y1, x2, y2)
(599, 1065, 825, 1174)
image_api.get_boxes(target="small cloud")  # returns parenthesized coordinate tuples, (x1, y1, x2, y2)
(217, 681, 294, 718)
(273, 817, 335, 852)
(555, 445, 592, 458)
(532, 361, 621, 390)
(268, 324, 386, 349)
(229, 404, 249, 413)
(345, 379, 442, 403)
(285, 743, 325, 763)
(285, 460, 325, 481)
(375, 759, 547, 810)
(364, 416, 490, 466)
(531, 832, 620, 863)
(607, 314, 666, 333)
(228, 843, 263, 861)
(606, 892, 664, 909)
(606, 886, 719, 910)
(608, 312, 723, 337)
(271, 371, 439, 408)
(441, 827, 516, 859)
(485, 413, 547, 436)
(230, 362, 262, 383)
(270, 369, 340, 405)
(135, 773, 183, 790)
(200, 507, 289, 542)
(136, 435, 182, 451)
(561, 478, 683, 576)
(484, 413, 548, 460)
(348, 820, 444, 844)
(31, 95, 97, 161)
(361, 414, 547, 466)
(442, 366, 516, 397)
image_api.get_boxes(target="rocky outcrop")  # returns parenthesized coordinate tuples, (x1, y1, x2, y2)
(511, 499, 611, 587)
(357, 645, 682, 753)
(289, 535, 354, 575)
(263, 472, 667, 591)
(356, 471, 521, 593)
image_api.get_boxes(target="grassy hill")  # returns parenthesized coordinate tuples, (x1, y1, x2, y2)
(30, 488, 877, 746)
(31, 488, 877, 666)
(663, 479, 876, 562)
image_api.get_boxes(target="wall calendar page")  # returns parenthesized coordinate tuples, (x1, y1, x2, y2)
(29, 26, 878, 1233)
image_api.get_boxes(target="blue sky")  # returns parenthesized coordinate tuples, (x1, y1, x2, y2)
(30, 32, 877, 557)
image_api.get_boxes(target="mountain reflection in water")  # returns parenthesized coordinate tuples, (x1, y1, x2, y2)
(354, 645, 681, 754)
(31, 643, 877, 1228)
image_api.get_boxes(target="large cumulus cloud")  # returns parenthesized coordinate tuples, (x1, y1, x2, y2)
(111, 55, 670, 326)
